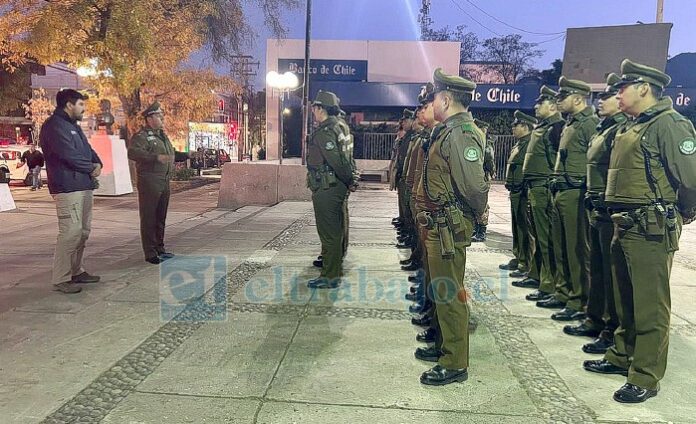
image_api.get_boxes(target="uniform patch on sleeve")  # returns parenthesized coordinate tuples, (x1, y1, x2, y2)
(464, 146, 481, 162)
(679, 138, 696, 155)
(325, 141, 336, 151)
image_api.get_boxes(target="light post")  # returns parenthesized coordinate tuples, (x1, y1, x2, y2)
(266, 71, 300, 164)
(243, 102, 249, 161)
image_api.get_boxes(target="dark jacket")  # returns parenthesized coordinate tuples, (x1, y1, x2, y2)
(39, 109, 102, 194)
(20, 149, 44, 169)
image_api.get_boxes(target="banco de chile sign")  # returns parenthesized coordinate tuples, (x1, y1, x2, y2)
(278, 59, 368, 82)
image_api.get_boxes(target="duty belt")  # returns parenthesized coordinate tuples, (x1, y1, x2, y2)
(525, 179, 548, 188)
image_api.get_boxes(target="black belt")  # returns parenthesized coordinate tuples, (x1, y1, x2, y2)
(525, 179, 548, 188)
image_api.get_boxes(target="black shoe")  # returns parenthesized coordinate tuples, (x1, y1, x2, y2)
(414, 346, 442, 362)
(53, 281, 82, 294)
(471, 225, 486, 242)
(552, 308, 585, 321)
(392, 218, 402, 225)
(71, 272, 101, 284)
(408, 274, 421, 283)
(158, 252, 175, 259)
(409, 301, 430, 314)
(613, 383, 658, 403)
(411, 314, 432, 327)
(307, 278, 341, 289)
(409, 284, 419, 294)
(525, 290, 551, 301)
(420, 365, 468, 386)
(313, 259, 323, 268)
(583, 359, 628, 376)
(536, 297, 565, 309)
(499, 259, 519, 271)
(416, 328, 437, 343)
(509, 270, 528, 278)
(511, 278, 540, 289)
(146, 256, 164, 264)
(401, 262, 421, 271)
(405, 292, 418, 302)
(396, 241, 414, 249)
(400, 258, 413, 265)
(582, 336, 614, 354)
(563, 322, 602, 337)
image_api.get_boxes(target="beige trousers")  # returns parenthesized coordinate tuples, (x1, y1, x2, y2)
(52, 190, 93, 284)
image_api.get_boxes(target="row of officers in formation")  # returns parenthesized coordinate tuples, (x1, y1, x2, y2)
(303, 59, 696, 402)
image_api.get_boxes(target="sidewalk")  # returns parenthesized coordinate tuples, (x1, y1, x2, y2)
(0, 183, 694, 423)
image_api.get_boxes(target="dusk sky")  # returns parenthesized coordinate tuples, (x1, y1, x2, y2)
(236, 0, 696, 88)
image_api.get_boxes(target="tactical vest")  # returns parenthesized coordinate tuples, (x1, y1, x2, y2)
(522, 114, 562, 179)
(422, 120, 484, 214)
(605, 111, 678, 206)
(586, 114, 626, 194)
(554, 108, 598, 178)
(505, 134, 530, 188)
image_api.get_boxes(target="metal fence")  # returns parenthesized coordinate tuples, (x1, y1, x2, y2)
(358, 132, 396, 160)
(491, 134, 516, 182)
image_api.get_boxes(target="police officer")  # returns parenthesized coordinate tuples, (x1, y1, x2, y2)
(548, 77, 599, 321)
(565, 74, 626, 353)
(413, 68, 488, 386)
(306, 91, 356, 289)
(401, 105, 427, 273)
(395, 110, 418, 248)
(468, 119, 494, 242)
(517, 86, 565, 298)
(128, 102, 190, 264)
(584, 59, 696, 403)
(503, 111, 538, 280)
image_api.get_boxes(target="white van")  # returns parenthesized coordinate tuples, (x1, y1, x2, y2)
(0, 144, 47, 186)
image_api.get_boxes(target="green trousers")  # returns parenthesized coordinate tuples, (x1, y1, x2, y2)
(312, 183, 348, 280)
(510, 190, 531, 272)
(397, 179, 408, 223)
(137, 177, 171, 260)
(523, 191, 542, 282)
(604, 216, 680, 390)
(342, 193, 350, 257)
(552, 188, 590, 311)
(527, 185, 562, 294)
(424, 217, 473, 369)
(585, 207, 618, 333)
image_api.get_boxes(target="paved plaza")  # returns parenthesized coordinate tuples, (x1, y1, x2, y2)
(1, 182, 695, 423)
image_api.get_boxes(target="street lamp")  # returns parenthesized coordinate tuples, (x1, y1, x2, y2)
(266, 71, 300, 164)
(242, 102, 249, 161)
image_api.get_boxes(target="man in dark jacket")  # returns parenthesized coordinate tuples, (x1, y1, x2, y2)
(19, 144, 44, 190)
(40, 89, 103, 294)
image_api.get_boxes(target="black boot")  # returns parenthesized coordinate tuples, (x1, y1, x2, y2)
(472, 225, 487, 242)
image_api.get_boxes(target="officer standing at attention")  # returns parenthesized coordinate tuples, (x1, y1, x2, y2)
(564, 74, 626, 353)
(503, 111, 538, 281)
(414, 68, 488, 386)
(471, 119, 495, 242)
(128, 102, 190, 264)
(306, 91, 355, 289)
(584, 59, 696, 403)
(548, 77, 599, 321)
(516, 86, 565, 299)
(395, 110, 418, 248)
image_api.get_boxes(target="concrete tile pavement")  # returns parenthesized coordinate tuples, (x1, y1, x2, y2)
(0, 182, 694, 423)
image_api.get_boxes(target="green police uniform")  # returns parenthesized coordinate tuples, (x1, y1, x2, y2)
(307, 91, 355, 287)
(522, 86, 565, 295)
(506, 111, 537, 274)
(601, 60, 696, 393)
(337, 110, 357, 257)
(582, 73, 626, 340)
(471, 119, 493, 241)
(418, 69, 488, 382)
(396, 110, 416, 230)
(127, 102, 188, 261)
(551, 77, 599, 314)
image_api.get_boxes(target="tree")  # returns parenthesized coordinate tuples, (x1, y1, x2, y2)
(525, 59, 563, 85)
(1, 0, 298, 141)
(478, 34, 544, 84)
(420, 24, 479, 62)
(0, 60, 32, 116)
(23, 87, 54, 140)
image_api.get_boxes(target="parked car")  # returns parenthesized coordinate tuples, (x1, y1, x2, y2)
(0, 145, 47, 186)
(190, 148, 232, 169)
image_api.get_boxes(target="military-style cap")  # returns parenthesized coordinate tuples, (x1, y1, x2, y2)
(535, 85, 558, 103)
(597, 73, 622, 100)
(432, 68, 476, 94)
(312, 90, 340, 108)
(557, 76, 591, 97)
(401, 108, 415, 120)
(418, 82, 436, 104)
(512, 110, 537, 126)
(474, 118, 490, 130)
(142, 101, 163, 117)
(614, 58, 671, 90)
